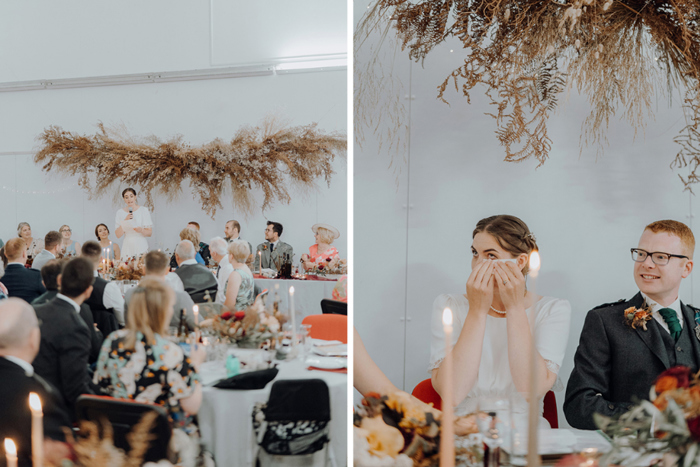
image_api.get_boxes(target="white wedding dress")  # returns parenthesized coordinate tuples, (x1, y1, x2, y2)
(429, 294, 571, 426)
(115, 207, 152, 260)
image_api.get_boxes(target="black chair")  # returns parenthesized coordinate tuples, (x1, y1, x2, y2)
(253, 379, 333, 466)
(92, 309, 120, 335)
(320, 299, 346, 316)
(75, 395, 171, 462)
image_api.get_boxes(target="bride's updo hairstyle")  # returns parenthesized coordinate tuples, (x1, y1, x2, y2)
(472, 215, 538, 275)
(122, 188, 137, 198)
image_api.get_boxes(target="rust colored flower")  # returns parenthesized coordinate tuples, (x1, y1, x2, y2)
(655, 376, 679, 394)
(657, 366, 691, 389)
(234, 311, 246, 320)
(688, 416, 700, 441)
(653, 394, 668, 411)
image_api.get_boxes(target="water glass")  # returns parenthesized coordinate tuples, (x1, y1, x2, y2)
(509, 412, 528, 466)
(300, 324, 312, 359)
(476, 397, 510, 467)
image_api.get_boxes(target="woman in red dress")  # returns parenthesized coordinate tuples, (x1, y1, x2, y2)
(301, 223, 340, 271)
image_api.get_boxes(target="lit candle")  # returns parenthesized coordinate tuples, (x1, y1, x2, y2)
(289, 286, 296, 347)
(29, 392, 43, 467)
(440, 308, 455, 467)
(193, 305, 199, 348)
(527, 251, 541, 467)
(5, 439, 17, 467)
(258, 251, 262, 274)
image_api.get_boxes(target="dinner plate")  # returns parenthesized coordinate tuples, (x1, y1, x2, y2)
(305, 356, 347, 370)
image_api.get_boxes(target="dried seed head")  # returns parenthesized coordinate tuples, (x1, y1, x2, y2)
(598, 44, 604, 52)
(504, 9, 510, 21)
(595, 51, 600, 59)
(575, 39, 581, 49)
(603, 0, 612, 10)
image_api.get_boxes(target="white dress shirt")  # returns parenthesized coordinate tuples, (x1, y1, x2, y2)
(641, 292, 683, 334)
(56, 293, 81, 313)
(165, 272, 185, 292)
(93, 270, 125, 325)
(215, 255, 234, 305)
(3, 355, 34, 376)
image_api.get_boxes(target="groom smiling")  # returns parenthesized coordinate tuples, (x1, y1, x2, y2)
(565, 220, 698, 429)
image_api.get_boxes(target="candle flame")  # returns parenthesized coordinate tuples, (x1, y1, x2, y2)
(289, 286, 295, 295)
(529, 250, 541, 276)
(28, 392, 42, 413)
(4, 438, 16, 456)
(193, 305, 199, 314)
(442, 307, 453, 326)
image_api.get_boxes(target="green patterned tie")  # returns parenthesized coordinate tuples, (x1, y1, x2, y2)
(659, 308, 682, 342)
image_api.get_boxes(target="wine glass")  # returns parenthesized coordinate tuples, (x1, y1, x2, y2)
(476, 396, 510, 467)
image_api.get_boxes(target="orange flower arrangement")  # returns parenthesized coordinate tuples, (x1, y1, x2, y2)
(624, 305, 652, 331)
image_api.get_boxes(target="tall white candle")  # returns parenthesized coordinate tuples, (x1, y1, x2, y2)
(527, 251, 541, 467)
(5, 439, 17, 467)
(289, 286, 296, 347)
(440, 308, 455, 467)
(29, 393, 43, 467)
(193, 305, 200, 345)
(258, 251, 262, 274)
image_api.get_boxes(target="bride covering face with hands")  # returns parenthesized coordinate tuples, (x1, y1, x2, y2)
(429, 214, 571, 426)
(114, 188, 152, 260)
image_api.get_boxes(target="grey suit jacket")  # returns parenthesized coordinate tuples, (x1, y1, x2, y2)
(31, 249, 56, 271)
(564, 292, 700, 429)
(253, 241, 293, 272)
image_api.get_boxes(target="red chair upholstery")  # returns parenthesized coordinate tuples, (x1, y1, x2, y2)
(543, 390, 558, 428)
(411, 379, 559, 428)
(411, 378, 442, 410)
(301, 314, 347, 343)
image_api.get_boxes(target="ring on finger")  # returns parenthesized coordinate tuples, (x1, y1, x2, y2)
(503, 280, 509, 285)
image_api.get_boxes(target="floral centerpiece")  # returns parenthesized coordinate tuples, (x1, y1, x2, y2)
(199, 299, 282, 349)
(354, 392, 479, 467)
(309, 257, 348, 276)
(115, 256, 144, 281)
(595, 366, 700, 466)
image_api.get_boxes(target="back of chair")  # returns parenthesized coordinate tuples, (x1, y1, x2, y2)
(320, 299, 347, 316)
(75, 395, 171, 462)
(301, 314, 347, 343)
(266, 379, 331, 422)
(543, 390, 558, 428)
(411, 378, 442, 411)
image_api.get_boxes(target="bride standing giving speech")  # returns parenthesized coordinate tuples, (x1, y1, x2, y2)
(114, 188, 152, 260)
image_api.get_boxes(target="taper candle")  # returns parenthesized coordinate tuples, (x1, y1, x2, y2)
(440, 307, 455, 467)
(29, 392, 43, 467)
(289, 286, 296, 346)
(527, 251, 541, 467)
(4, 439, 17, 467)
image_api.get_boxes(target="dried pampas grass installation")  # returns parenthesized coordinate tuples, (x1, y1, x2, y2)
(357, 0, 700, 189)
(35, 116, 346, 217)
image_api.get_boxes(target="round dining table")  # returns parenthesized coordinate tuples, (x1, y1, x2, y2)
(198, 356, 347, 466)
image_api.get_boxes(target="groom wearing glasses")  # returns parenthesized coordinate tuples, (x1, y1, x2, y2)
(565, 220, 699, 429)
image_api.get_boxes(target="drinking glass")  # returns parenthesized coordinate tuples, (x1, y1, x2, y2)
(476, 396, 510, 467)
(300, 324, 312, 359)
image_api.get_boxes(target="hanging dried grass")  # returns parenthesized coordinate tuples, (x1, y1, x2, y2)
(357, 0, 700, 186)
(35, 116, 346, 217)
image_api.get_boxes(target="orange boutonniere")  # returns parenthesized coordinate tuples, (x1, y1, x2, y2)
(624, 305, 653, 330)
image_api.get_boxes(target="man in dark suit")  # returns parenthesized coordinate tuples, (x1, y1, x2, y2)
(173, 240, 218, 303)
(565, 220, 699, 429)
(2, 237, 46, 303)
(0, 298, 71, 466)
(33, 257, 97, 419)
(32, 259, 103, 364)
(254, 221, 294, 272)
(81, 241, 123, 335)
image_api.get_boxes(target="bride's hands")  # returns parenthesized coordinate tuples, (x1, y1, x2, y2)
(493, 261, 526, 311)
(133, 226, 143, 234)
(466, 260, 495, 314)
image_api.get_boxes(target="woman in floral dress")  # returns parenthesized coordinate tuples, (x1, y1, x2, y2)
(94, 277, 207, 464)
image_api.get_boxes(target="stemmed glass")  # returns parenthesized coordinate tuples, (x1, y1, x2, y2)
(476, 396, 510, 467)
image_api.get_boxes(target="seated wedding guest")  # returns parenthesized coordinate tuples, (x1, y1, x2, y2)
(124, 251, 195, 331)
(33, 257, 98, 418)
(2, 238, 46, 303)
(332, 275, 348, 303)
(430, 215, 571, 427)
(94, 277, 206, 462)
(187, 221, 211, 266)
(224, 219, 253, 255)
(33, 260, 103, 363)
(81, 241, 125, 327)
(0, 298, 73, 467)
(95, 223, 120, 262)
(254, 221, 293, 272)
(18, 222, 44, 258)
(565, 220, 700, 429)
(170, 227, 206, 269)
(174, 240, 218, 303)
(301, 223, 340, 271)
(58, 225, 80, 257)
(31, 230, 62, 271)
(209, 237, 233, 305)
(222, 240, 254, 311)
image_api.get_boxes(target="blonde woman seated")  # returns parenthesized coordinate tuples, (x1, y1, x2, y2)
(93, 278, 206, 462)
(222, 240, 255, 311)
(58, 225, 81, 257)
(301, 224, 340, 271)
(430, 215, 571, 427)
(18, 222, 43, 258)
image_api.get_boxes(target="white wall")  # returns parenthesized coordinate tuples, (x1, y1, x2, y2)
(0, 1, 347, 265)
(354, 0, 695, 425)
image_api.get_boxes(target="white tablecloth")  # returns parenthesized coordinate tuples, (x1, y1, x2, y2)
(198, 358, 347, 467)
(256, 278, 337, 318)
